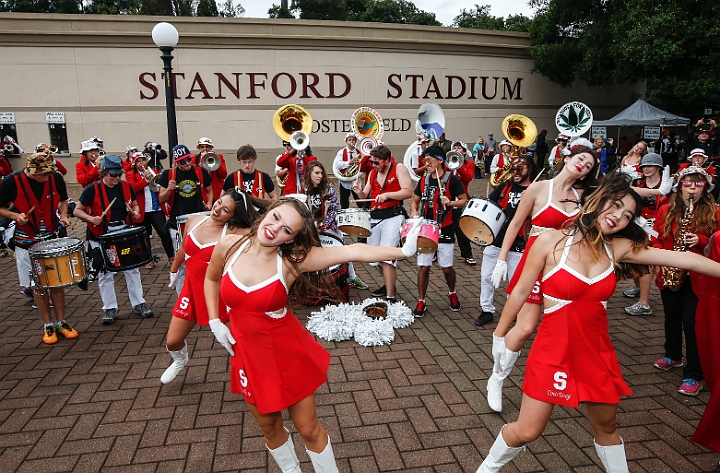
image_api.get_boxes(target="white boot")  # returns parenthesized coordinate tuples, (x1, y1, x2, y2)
(487, 348, 520, 412)
(160, 342, 188, 384)
(268, 429, 302, 473)
(594, 439, 629, 473)
(306, 435, 339, 473)
(476, 425, 525, 473)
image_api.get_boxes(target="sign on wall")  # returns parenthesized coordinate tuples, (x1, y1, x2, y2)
(0, 112, 15, 124)
(45, 112, 65, 124)
(643, 126, 661, 140)
(591, 126, 607, 138)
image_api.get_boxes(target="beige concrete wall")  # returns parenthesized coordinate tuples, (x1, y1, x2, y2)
(0, 13, 643, 181)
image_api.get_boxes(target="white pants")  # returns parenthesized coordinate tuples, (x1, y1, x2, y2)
(169, 227, 186, 295)
(367, 214, 403, 267)
(15, 247, 32, 287)
(417, 242, 455, 268)
(89, 240, 145, 310)
(479, 245, 522, 314)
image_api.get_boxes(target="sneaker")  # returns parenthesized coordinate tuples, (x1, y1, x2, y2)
(474, 311, 494, 326)
(20, 287, 33, 298)
(465, 257, 477, 265)
(133, 303, 154, 318)
(144, 262, 155, 269)
(385, 296, 397, 304)
(653, 357, 684, 370)
(42, 325, 58, 345)
(413, 300, 426, 318)
(55, 321, 79, 339)
(623, 286, 640, 298)
(348, 277, 369, 290)
(624, 302, 652, 316)
(449, 292, 461, 311)
(102, 308, 118, 325)
(371, 285, 387, 297)
(678, 378, 702, 396)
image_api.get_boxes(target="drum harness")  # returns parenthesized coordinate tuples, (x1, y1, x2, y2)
(421, 171, 451, 228)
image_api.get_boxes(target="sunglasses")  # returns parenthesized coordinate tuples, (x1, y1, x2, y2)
(369, 160, 381, 166)
(176, 158, 192, 165)
(109, 172, 124, 177)
(681, 180, 706, 187)
(512, 166, 527, 171)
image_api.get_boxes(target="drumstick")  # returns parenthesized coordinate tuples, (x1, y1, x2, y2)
(353, 199, 377, 203)
(27, 206, 35, 215)
(101, 198, 116, 218)
(435, 169, 445, 209)
(532, 169, 545, 183)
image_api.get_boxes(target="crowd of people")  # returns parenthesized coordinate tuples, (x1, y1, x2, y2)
(0, 119, 719, 473)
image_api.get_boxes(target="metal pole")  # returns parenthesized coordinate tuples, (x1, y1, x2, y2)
(160, 46, 178, 165)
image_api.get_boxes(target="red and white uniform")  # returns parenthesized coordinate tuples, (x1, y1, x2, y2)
(506, 181, 580, 304)
(453, 160, 475, 194)
(522, 232, 632, 407)
(220, 241, 330, 414)
(172, 217, 230, 325)
(276, 152, 317, 195)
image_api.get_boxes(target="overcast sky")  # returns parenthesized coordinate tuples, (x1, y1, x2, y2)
(240, 0, 536, 26)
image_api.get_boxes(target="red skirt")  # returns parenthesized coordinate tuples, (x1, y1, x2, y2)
(506, 235, 542, 304)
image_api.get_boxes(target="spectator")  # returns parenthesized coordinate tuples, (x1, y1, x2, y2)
(534, 129, 549, 170)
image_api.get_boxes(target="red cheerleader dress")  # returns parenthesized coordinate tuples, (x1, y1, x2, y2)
(172, 217, 230, 325)
(219, 241, 331, 414)
(522, 232, 632, 407)
(506, 181, 580, 303)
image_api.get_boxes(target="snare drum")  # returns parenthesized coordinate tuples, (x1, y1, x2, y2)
(174, 211, 211, 251)
(459, 196, 506, 246)
(29, 237, 87, 288)
(99, 227, 152, 272)
(400, 218, 440, 254)
(336, 208, 372, 238)
(303, 231, 349, 304)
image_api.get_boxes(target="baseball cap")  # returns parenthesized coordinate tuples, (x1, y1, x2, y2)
(172, 144, 193, 162)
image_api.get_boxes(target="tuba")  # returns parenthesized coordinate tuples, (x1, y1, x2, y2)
(273, 104, 313, 142)
(490, 114, 537, 187)
(289, 130, 310, 151)
(445, 150, 463, 171)
(200, 152, 221, 172)
(334, 108, 384, 182)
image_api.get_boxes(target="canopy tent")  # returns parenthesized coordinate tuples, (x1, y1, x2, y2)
(594, 99, 690, 126)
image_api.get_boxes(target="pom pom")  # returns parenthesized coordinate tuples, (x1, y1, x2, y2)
(354, 317, 395, 346)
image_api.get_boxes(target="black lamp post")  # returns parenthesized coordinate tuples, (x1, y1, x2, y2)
(152, 22, 179, 165)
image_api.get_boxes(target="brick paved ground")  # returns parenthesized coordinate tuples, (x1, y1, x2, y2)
(0, 178, 717, 472)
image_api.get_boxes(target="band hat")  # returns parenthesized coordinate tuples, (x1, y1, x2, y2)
(92, 136, 104, 145)
(131, 151, 146, 164)
(498, 139, 512, 148)
(451, 140, 471, 155)
(172, 144, 193, 162)
(25, 152, 57, 175)
(345, 132, 356, 140)
(126, 145, 139, 155)
(35, 143, 49, 152)
(672, 165, 714, 192)
(639, 152, 663, 168)
(688, 148, 708, 160)
(567, 137, 594, 152)
(556, 133, 570, 142)
(197, 137, 213, 147)
(100, 154, 125, 175)
(80, 139, 99, 153)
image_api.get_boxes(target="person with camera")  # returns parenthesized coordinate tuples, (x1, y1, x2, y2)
(686, 118, 718, 158)
(144, 142, 167, 171)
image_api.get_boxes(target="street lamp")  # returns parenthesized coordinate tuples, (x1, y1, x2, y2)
(152, 22, 179, 165)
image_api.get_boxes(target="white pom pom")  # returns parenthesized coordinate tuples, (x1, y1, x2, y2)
(307, 303, 356, 341)
(386, 300, 415, 329)
(354, 317, 395, 346)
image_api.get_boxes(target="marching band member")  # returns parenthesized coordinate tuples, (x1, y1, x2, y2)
(0, 152, 77, 344)
(74, 154, 154, 325)
(488, 144, 600, 412)
(204, 198, 423, 473)
(651, 166, 720, 396)
(35, 143, 67, 175)
(276, 145, 316, 196)
(678, 148, 718, 199)
(451, 141, 476, 265)
(623, 153, 668, 316)
(477, 172, 720, 473)
(125, 152, 174, 266)
(222, 144, 278, 199)
(475, 155, 538, 326)
(304, 161, 367, 290)
(409, 145, 468, 317)
(275, 140, 292, 189)
(122, 145, 139, 172)
(333, 132, 360, 208)
(352, 145, 413, 301)
(158, 145, 213, 293)
(0, 139, 13, 178)
(196, 137, 228, 201)
(407, 134, 431, 178)
(75, 139, 102, 188)
(161, 189, 263, 384)
(547, 133, 569, 169)
(490, 140, 513, 176)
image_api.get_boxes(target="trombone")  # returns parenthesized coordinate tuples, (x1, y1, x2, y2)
(143, 166, 162, 192)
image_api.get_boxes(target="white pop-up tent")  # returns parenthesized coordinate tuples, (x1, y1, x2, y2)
(594, 98, 690, 126)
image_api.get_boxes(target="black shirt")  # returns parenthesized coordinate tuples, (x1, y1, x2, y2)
(78, 181, 137, 240)
(158, 166, 211, 219)
(413, 173, 465, 241)
(489, 181, 528, 251)
(0, 169, 68, 209)
(222, 170, 275, 195)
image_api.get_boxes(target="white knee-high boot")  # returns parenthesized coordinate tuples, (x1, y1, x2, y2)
(306, 435, 339, 473)
(476, 425, 525, 473)
(594, 439, 629, 473)
(160, 342, 188, 384)
(487, 348, 520, 412)
(268, 429, 302, 473)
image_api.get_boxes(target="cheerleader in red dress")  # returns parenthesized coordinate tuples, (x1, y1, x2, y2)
(487, 145, 599, 412)
(159, 189, 261, 384)
(618, 140, 648, 179)
(204, 198, 423, 473)
(477, 172, 720, 473)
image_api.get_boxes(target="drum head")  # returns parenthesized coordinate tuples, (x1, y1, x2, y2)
(30, 237, 83, 254)
(459, 217, 494, 246)
(100, 226, 145, 240)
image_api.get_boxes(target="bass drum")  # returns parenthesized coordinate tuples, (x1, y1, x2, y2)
(302, 232, 349, 305)
(459, 196, 507, 246)
(99, 227, 152, 272)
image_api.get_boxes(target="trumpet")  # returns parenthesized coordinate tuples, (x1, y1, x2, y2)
(290, 130, 310, 151)
(98, 150, 106, 158)
(143, 166, 162, 193)
(445, 150, 463, 171)
(3, 143, 13, 153)
(200, 152, 221, 172)
(48, 145, 59, 154)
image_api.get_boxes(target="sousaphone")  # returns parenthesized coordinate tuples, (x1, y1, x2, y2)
(490, 114, 537, 187)
(273, 104, 313, 142)
(334, 107, 384, 182)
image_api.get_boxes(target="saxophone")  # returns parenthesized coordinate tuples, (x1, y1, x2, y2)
(662, 196, 694, 291)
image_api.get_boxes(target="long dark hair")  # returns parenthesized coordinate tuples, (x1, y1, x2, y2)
(515, 154, 539, 183)
(564, 145, 600, 197)
(662, 174, 717, 239)
(221, 188, 267, 229)
(304, 161, 330, 197)
(223, 198, 340, 304)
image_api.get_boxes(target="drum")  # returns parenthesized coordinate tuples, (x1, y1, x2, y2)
(400, 218, 440, 254)
(174, 211, 211, 251)
(336, 208, 372, 238)
(459, 196, 506, 246)
(303, 231, 349, 305)
(29, 237, 87, 288)
(99, 227, 152, 272)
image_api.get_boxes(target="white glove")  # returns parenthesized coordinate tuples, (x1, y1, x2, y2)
(491, 259, 508, 288)
(209, 318, 236, 355)
(168, 271, 178, 289)
(492, 334, 506, 373)
(659, 165, 673, 195)
(401, 218, 423, 258)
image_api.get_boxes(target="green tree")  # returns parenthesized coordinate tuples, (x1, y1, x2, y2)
(2, 0, 82, 12)
(218, 0, 243, 17)
(139, 0, 173, 15)
(196, 0, 218, 16)
(452, 4, 530, 32)
(268, 3, 295, 18)
(528, 0, 720, 114)
(292, 0, 346, 20)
